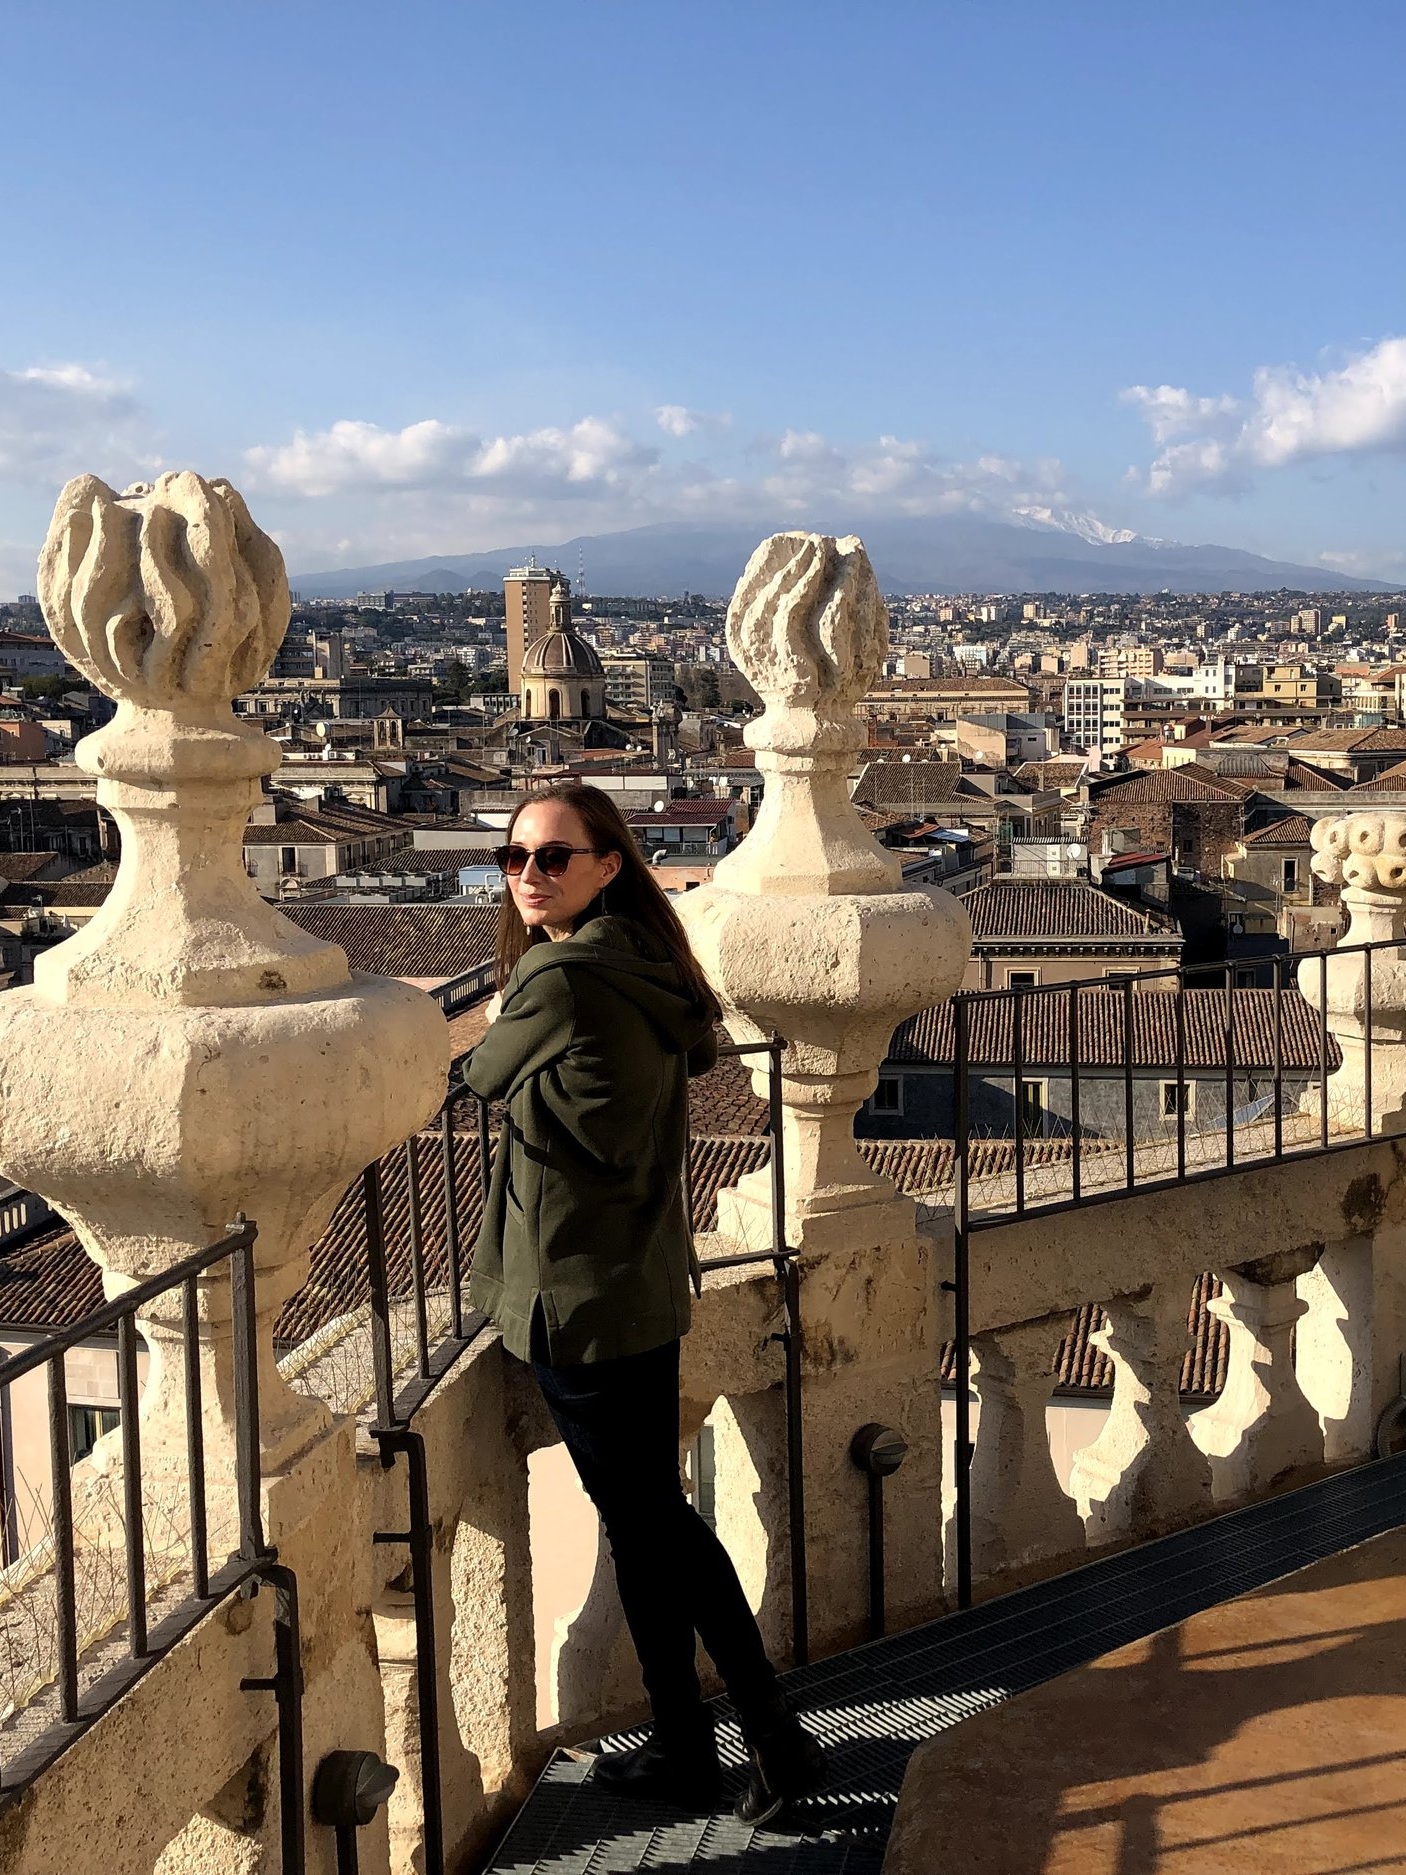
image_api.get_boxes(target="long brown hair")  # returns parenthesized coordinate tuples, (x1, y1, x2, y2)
(494, 781, 721, 1019)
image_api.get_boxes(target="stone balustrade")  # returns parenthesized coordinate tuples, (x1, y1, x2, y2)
(5, 497, 1406, 1875)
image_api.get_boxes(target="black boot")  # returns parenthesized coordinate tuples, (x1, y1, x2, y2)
(734, 1693, 826, 1826)
(591, 1709, 722, 1810)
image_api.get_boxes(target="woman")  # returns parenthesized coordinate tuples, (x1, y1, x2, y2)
(465, 781, 823, 1822)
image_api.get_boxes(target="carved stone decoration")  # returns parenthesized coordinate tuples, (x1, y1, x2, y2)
(679, 533, 971, 1255)
(0, 472, 449, 1472)
(1302, 812, 1406, 1132)
(719, 531, 893, 898)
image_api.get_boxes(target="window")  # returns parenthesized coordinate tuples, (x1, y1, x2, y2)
(1161, 1080, 1195, 1119)
(548, 689, 561, 720)
(1005, 969, 1038, 989)
(279, 846, 297, 875)
(1282, 858, 1299, 892)
(1018, 1078, 1046, 1135)
(69, 1404, 119, 1463)
(1105, 970, 1135, 984)
(871, 1076, 904, 1114)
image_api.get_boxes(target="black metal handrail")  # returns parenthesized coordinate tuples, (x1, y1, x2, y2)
(945, 931, 1402, 1612)
(0, 1215, 303, 1868)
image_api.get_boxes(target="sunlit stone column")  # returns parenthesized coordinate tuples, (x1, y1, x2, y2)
(1070, 1283, 1212, 1545)
(1190, 1253, 1324, 1502)
(678, 533, 971, 1649)
(1302, 812, 1406, 1135)
(962, 1318, 1085, 1582)
(0, 473, 449, 1480)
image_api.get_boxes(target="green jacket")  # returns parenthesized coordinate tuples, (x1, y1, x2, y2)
(464, 915, 718, 1364)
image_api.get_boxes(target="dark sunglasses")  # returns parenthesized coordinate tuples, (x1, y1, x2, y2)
(493, 842, 604, 878)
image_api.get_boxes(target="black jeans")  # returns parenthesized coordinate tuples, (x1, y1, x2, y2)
(532, 1322, 778, 1731)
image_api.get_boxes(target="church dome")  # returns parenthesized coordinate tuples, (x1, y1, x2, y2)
(520, 628, 605, 680)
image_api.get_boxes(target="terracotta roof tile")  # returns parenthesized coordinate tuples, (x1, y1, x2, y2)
(627, 801, 732, 827)
(852, 760, 964, 808)
(1088, 764, 1251, 804)
(892, 987, 1338, 1071)
(282, 903, 497, 979)
(0, 852, 66, 883)
(0, 1220, 103, 1330)
(1242, 814, 1316, 846)
(966, 880, 1180, 942)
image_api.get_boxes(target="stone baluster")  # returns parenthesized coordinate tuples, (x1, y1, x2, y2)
(961, 1317, 1085, 1582)
(1189, 1251, 1324, 1502)
(1303, 813, 1406, 1135)
(678, 534, 971, 1651)
(1070, 1284, 1212, 1545)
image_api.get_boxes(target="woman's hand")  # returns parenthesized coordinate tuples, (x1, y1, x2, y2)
(484, 990, 503, 1025)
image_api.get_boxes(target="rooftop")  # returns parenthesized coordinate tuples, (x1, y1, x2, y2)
(964, 879, 1180, 943)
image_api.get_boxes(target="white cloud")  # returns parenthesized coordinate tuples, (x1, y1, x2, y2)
(242, 407, 1147, 574)
(654, 404, 732, 438)
(1124, 336, 1406, 494)
(0, 360, 151, 486)
(245, 415, 657, 501)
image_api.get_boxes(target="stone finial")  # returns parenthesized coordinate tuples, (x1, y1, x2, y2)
(727, 533, 887, 750)
(31, 472, 341, 1007)
(678, 531, 971, 1254)
(1309, 812, 1406, 893)
(715, 533, 897, 897)
(38, 473, 288, 717)
(0, 471, 449, 1471)
(1302, 810, 1406, 1133)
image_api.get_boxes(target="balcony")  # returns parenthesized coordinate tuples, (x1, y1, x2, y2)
(3, 491, 1406, 1875)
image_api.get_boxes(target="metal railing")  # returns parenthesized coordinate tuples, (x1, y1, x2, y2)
(354, 1029, 803, 1875)
(945, 935, 1402, 1610)
(429, 962, 496, 1017)
(0, 1216, 304, 1870)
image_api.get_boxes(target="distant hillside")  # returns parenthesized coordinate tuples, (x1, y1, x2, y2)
(292, 516, 1396, 600)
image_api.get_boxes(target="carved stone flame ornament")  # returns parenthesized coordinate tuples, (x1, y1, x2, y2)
(678, 532, 971, 1253)
(0, 472, 449, 1468)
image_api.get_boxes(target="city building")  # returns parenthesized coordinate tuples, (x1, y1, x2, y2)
(957, 877, 1183, 991)
(1062, 677, 1126, 767)
(600, 654, 677, 711)
(519, 581, 609, 724)
(503, 559, 555, 697)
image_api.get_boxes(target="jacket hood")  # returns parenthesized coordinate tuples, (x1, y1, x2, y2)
(508, 915, 715, 1054)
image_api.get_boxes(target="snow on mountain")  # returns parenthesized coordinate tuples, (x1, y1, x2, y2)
(1010, 505, 1142, 547)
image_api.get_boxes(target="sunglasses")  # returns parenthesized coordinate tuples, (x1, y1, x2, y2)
(493, 842, 604, 878)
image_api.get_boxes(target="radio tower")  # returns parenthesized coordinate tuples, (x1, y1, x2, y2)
(577, 546, 586, 600)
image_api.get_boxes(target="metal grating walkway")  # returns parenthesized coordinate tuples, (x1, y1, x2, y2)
(483, 1454, 1406, 1873)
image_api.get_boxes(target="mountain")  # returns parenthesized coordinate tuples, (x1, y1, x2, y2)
(291, 516, 1395, 600)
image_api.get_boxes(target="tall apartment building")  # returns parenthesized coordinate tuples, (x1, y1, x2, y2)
(1098, 645, 1164, 680)
(600, 654, 677, 711)
(503, 561, 554, 697)
(1063, 677, 1126, 769)
(1297, 608, 1322, 636)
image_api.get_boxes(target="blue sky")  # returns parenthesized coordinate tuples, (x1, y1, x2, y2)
(3, 0, 1405, 591)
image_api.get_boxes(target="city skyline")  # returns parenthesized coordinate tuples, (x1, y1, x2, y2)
(3, 2, 1406, 594)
